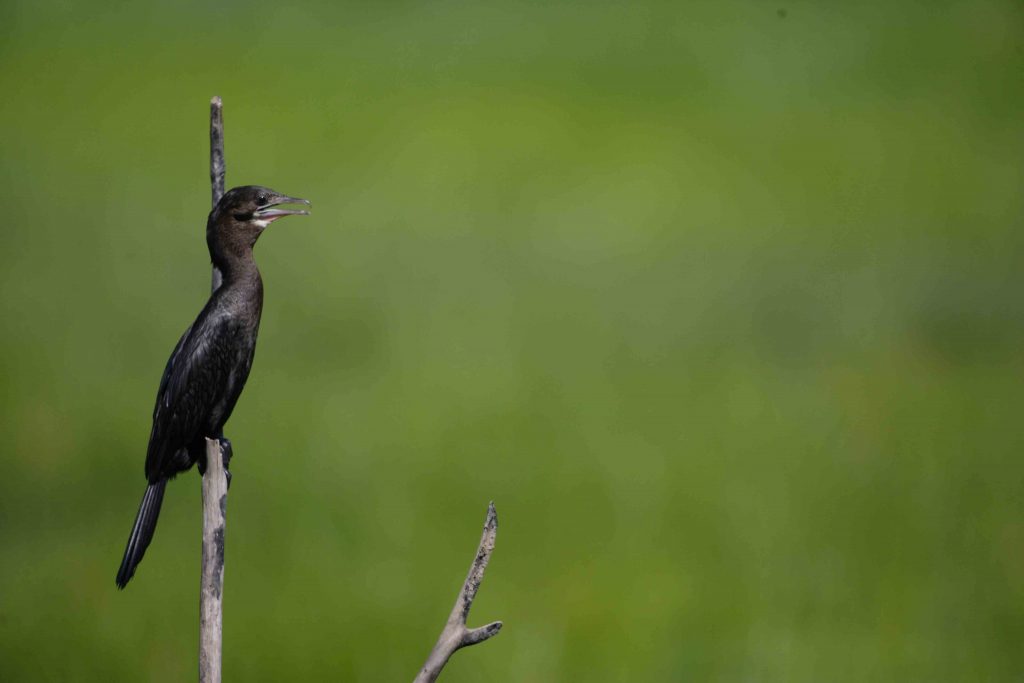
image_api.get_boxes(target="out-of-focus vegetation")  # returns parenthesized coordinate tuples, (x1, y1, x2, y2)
(1, 1, 1023, 680)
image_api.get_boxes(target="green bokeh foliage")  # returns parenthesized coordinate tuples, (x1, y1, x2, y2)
(1, 1, 1023, 680)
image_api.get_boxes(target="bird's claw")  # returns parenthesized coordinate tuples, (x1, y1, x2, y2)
(219, 437, 233, 489)
(196, 437, 233, 488)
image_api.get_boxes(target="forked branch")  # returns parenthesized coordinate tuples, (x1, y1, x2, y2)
(413, 503, 503, 683)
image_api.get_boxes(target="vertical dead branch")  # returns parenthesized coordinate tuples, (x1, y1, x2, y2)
(200, 98, 228, 683)
(209, 96, 226, 292)
(414, 503, 503, 683)
(199, 437, 227, 683)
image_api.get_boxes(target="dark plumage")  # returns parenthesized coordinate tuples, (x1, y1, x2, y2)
(116, 185, 310, 589)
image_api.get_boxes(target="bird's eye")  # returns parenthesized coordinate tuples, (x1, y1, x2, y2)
(256, 194, 268, 206)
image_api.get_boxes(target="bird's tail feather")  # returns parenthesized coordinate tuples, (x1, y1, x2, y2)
(116, 480, 166, 589)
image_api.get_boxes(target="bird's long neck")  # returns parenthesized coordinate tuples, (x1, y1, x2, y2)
(209, 240, 263, 323)
(208, 222, 261, 283)
(211, 247, 260, 286)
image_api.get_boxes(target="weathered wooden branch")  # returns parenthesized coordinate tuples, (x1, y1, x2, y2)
(199, 437, 227, 683)
(209, 96, 226, 292)
(414, 503, 503, 683)
(199, 97, 229, 683)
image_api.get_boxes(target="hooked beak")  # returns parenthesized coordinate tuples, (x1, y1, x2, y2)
(255, 195, 311, 222)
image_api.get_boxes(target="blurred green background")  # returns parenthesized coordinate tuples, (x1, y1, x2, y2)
(2, 1, 1023, 680)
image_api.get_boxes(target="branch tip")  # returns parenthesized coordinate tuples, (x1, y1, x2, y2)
(209, 95, 227, 292)
(485, 501, 497, 531)
(464, 621, 503, 646)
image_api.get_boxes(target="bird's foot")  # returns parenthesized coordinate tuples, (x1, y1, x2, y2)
(218, 437, 233, 467)
(196, 437, 233, 488)
(219, 437, 233, 489)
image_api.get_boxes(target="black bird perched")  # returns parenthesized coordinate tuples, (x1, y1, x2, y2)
(116, 185, 310, 589)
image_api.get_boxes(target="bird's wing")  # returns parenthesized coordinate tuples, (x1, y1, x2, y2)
(151, 324, 192, 425)
(145, 307, 235, 481)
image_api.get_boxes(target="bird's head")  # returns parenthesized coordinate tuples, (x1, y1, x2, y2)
(208, 185, 311, 253)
